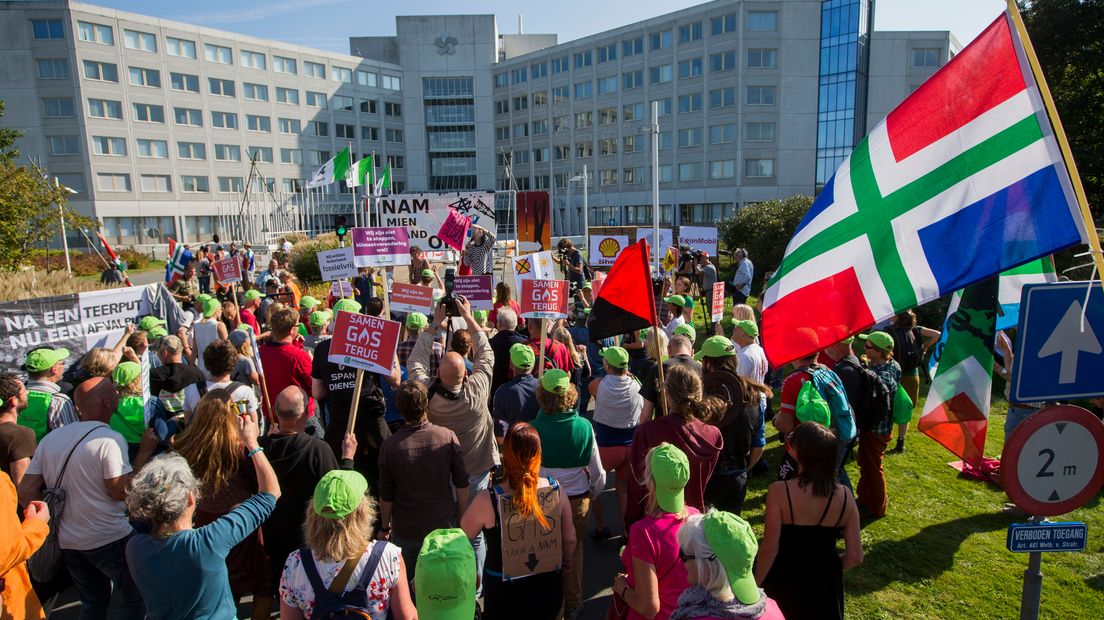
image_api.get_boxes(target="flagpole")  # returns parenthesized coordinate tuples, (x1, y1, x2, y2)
(650, 101, 661, 274)
(1006, 0, 1104, 286)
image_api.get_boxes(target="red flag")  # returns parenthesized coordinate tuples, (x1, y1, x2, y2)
(97, 232, 132, 286)
(586, 239, 656, 341)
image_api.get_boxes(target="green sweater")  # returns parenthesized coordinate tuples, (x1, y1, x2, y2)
(531, 410, 593, 469)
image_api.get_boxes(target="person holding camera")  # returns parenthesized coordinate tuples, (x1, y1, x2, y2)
(461, 224, 496, 276)
(552, 239, 587, 293)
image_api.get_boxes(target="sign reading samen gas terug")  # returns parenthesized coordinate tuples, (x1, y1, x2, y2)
(379, 192, 496, 252)
(327, 310, 401, 375)
(519, 279, 568, 320)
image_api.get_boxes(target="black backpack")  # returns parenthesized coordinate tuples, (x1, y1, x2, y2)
(836, 358, 892, 432)
(890, 325, 923, 374)
(298, 542, 389, 619)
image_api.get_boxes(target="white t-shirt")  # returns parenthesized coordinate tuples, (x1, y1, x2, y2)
(26, 421, 133, 551)
(280, 541, 402, 619)
(193, 319, 220, 376)
(208, 379, 259, 416)
(663, 315, 686, 339)
(737, 342, 769, 384)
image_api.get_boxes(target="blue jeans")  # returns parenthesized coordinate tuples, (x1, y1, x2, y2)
(837, 438, 855, 494)
(469, 469, 491, 596)
(62, 534, 144, 620)
(1005, 406, 1039, 444)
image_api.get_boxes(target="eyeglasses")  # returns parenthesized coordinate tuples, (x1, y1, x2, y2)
(864, 343, 876, 350)
(679, 551, 716, 563)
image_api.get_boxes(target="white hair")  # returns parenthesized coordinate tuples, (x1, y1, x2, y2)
(125, 453, 201, 533)
(677, 512, 735, 602)
(497, 307, 518, 331)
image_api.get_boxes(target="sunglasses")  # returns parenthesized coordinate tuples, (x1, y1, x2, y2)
(679, 550, 716, 563)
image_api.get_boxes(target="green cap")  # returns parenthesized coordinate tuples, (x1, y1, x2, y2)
(650, 443, 690, 514)
(583, 282, 592, 290)
(733, 319, 759, 338)
(415, 529, 477, 620)
(673, 323, 696, 343)
(683, 297, 695, 309)
(196, 293, 212, 303)
(663, 295, 690, 308)
(421, 269, 434, 278)
(858, 331, 894, 352)
(837, 335, 856, 346)
(147, 326, 168, 341)
(24, 347, 70, 373)
(111, 361, 142, 387)
(509, 343, 535, 370)
(333, 298, 362, 314)
(137, 316, 166, 332)
(702, 511, 761, 605)
(473, 310, 488, 325)
(200, 297, 220, 318)
(309, 309, 333, 327)
(695, 335, 738, 361)
(300, 296, 321, 310)
(312, 470, 368, 519)
(599, 346, 629, 369)
(243, 289, 265, 301)
(406, 312, 428, 331)
(540, 368, 570, 393)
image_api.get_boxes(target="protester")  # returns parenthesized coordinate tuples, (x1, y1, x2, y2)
(662, 295, 690, 338)
(699, 253, 718, 329)
(149, 335, 205, 418)
(630, 328, 667, 386)
(640, 334, 702, 419)
(756, 422, 863, 620)
(204, 339, 261, 418)
(304, 309, 332, 355)
(489, 309, 527, 399)
(193, 297, 229, 376)
(220, 300, 241, 333)
(279, 470, 416, 619)
(195, 248, 212, 294)
(611, 444, 696, 620)
(527, 317, 572, 372)
(626, 365, 722, 526)
(552, 327, 590, 408)
(489, 281, 523, 328)
(588, 346, 643, 539)
(260, 279, 280, 326)
(491, 343, 540, 442)
(377, 381, 470, 579)
(261, 307, 314, 424)
(1, 470, 49, 620)
(728, 249, 754, 306)
(396, 312, 443, 377)
(855, 331, 900, 518)
(673, 511, 785, 620)
(20, 347, 79, 442)
(461, 224, 497, 276)
(460, 423, 575, 620)
(552, 238, 586, 292)
(279, 271, 302, 309)
(229, 329, 262, 387)
(18, 377, 152, 619)
(169, 263, 200, 312)
(531, 369, 605, 618)
(414, 529, 477, 620)
(109, 361, 146, 457)
(240, 289, 263, 335)
(886, 310, 940, 453)
(732, 320, 768, 384)
(257, 259, 282, 292)
(0, 373, 34, 486)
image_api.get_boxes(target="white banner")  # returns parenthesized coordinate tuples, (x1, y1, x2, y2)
(636, 228, 673, 254)
(678, 226, 718, 256)
(588, 235, 629, 268)
(379, 192, 496, 254)
(317, 247, 357, 282)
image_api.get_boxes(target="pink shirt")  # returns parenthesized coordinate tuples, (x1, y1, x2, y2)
(622, 508, 699, 620)
(240, 308, 259, 335)
(690, 597, 785, 620)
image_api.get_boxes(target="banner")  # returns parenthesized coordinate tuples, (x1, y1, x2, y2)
(514, 251, 556, 282)
(517, 191, 551, 251)
(588, 235, 629, 268)
(379, 192, 496, 252)
(438, 209, 472, 252)
(711, 282, 725, 322)
(317, 247, 357, 282)
(352, 227, 411, 267)
(520, 279, 569, 320)
(636, 228, 673, 256)
(454, 275, 493, 311)
(679, 226, 718, 256)
(327, 310, 401, 375)
(390, 283, 434, 314)
(212, 256, 242, 283)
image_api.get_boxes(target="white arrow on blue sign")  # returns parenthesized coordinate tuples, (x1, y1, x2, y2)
(1012, 281, 1104, 401)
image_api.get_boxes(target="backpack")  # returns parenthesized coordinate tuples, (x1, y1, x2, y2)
(582, 253, 596, 281)
(890, 325, 924, 374)
(298, 541, 389, 619)
(835, 358, 892, 432)
(795, 366, 854, 433)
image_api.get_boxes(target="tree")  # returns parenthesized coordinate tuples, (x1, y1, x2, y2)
(718, 195, 813, 294)
(0, 101, 21, 165)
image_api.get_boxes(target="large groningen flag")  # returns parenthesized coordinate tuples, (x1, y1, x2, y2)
(305, 148, 350, 189)
(760, 12, 1087, 366)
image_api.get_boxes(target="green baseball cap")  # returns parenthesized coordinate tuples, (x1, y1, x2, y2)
(200, 297, 221, 318)
(683, 297, 695, 309)
(300, 296, 321, 310)
(421, 269, 433, 278)
(312, 470, 368, 519)
(599, 346, 629, 369)
(540, 368, 570, 393)
(473, 310, 488, 325)
(837, 335, 856, 346)
(415, 529, 477, 620)
(583, 282, 592, 290)
(673, 323, 696, 343)
(137, 316, 166, 332)
(309, 309, 333, 327)
(333, 298, 362, 314)
(702, 511, 761, 605)
(650, 443, 690, 514)
(23, 347, 69, 373)
(695, 335, 737, 361)
(858, 331, 894, 352)
(663, 295, 690, 308)
(406, 312, 428, 331)
(243, 289, 265, 301)
(510, 343, 535, 369)
(733, 319, 759, 338)
(147, 326, 168, 341)
(111, 361, 142, 387)
(196, 293, 212, 303)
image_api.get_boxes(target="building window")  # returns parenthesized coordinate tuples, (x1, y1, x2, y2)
(513, 67, 528, 84)
(494, 72, 508, 88)
(247, 146, 273, 163)
(128, 67, 161, 88)
(278, 118, 301, 134)
(131, 103, 164, 123)
(553, 116, 569, 133)
(531, 62, 548, 78)
(711, 14, 737, 35)
(745, 158, 775, 178)
(649, 64, 672, 84)
(360, 99, 378, 114)
(48, 135, 80, 155)
(710, 123, 736, 144)
(574, 111, 593, 129)
(679, 163, 703, 181)
(622, 36, 644, 57)
(309, 121, 328, 137)
(600, 169, 618, 186)
(574, 81, 592, 98)
(748, 11, 778, 31)
(678, 127, 703, 147)
(281, 148, 303, 164)
(124, 30, 157, 53)
(513, 122, 528, 137)
(332, 95, 354, 111)
(623, 134, 639, 152)
(97, 173, 131, 192)
(78, 21, 113, 45)
(658, 131, 672, 150)
(710, 50, 737, 72)
(209, 78, 235, 97)
(533, 92, 548, 108)
(136, 139, 168, 158)
(361, 126, 379, 141)
(710, 160, 736, 179)
(32, 19, 65, 40)
(331, 66, 352, 83)
(533, 119, 549, 135)
(658, 166, 673, 183)
(170, 72, 199, 93)
(599, 138, 618, 156)
(37, 59, 69, 80)
(243, 83, 269, 101)
(553, 145, 570, 161)
(336, 123, 355, 139)
(166, 37, 196, 59)
(511, 150, 529, 164)
(274, 56, 297, 74)
(173, 107, 203, 127)
(551, 56, 569, 74)
(214, 144, 241, 161)
(513, 95, 528, 111)
(650, 31, 672, 50)
(679, 22, 702, 43)
(304, 61, 326, 78)
(282, 179, 302, 193)
(494, 100, 508, 115)
(305, 91, 326, 107)
(495, 126, 510, 141)
(385, 102, 402, 116)
(180, 176, 208, 193)
(574, 50, 593, 68)
(276, 87, 299, 105)
(87, 98, 122, 119)
(597, 43, 617, 63)
(621, 70, 643, 91)
(381, 75, 401, 90)
(599, 108, 617, 125)
(746, 85, 776, 105)
(246, 115, 271, 132)
(746, 121, 776, 142)
(204, 44, 232, 64)
(552, 86, 570, 102)
(576, 141, 593, 158)
(709, 87, 735, 108)
(82, 60, 117, 82)
(624, 167, 644, 185)
(217, 177, 243, 193)
(747, 48, 778, 69)
(653, 98, 672, 116)
(533, 147, 549, 163)
(678, 58, 702, 79)
(211, 111, 238, 129)
(623, 103, 645, 122)
(912, 48, 941, 68)
(177, 142, 206, 160)
(678, 93, 702, 113)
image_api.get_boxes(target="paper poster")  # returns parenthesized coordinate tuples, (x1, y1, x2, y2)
(379, 192, 496, 253)
(212, 256, 242, 283)
(330, 281, 354, 298)
(352, 227, 411, 267)
(711, 282, 725, 322)
(454, 275, 493, 311)
(317, 247, 357, 282)
(636, 228, 673, 255)
(327, 310, 401, 375)
(588, 235, 629, 268)
(679, 226, 719, 256)
(437, 208, 472, 252)
(519, 279, 569, 320)
(390, 283, 434, 314)
(514, 251, 556, 282)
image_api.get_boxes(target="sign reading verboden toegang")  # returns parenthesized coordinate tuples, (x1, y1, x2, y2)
(390, 283, 434, 314)
(519, 279, 569, 320)
(212, 256, 242, 283)
(454, 275, 493, 311)
(327, 310, 401, 375)
(352, 227, 411, 267)
(379, 192, 496, 253)
(317, 247, 357, 282)
(497, 483, 563, 581)
(711, 282, 725, 322)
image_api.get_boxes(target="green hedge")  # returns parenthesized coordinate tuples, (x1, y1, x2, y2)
(288, 234, 340, 283)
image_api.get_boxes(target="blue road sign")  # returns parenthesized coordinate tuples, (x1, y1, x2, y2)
(1007, 522, 1087, 553)
(1012, 281, 1104, 401)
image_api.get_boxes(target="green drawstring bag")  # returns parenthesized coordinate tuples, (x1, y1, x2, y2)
(795, 380, 832, 428)
(891, 384, 914, 425)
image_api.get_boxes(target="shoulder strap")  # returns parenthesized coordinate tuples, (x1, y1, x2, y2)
(835, 487, 851, 528)
(352, 541, 390, 589)
(329, 557, 360, 594)
(53, 425, 105, 488)
(817, 487, 836, 526)
(783, 480, 794, 524)
(298, 548, 330, 599)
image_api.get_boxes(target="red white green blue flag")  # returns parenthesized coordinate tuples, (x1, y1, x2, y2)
(761, 12, 1088, 366)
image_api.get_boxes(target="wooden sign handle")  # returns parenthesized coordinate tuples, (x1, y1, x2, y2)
(537, 318, 547, 378)
(346, 368, 365, 434)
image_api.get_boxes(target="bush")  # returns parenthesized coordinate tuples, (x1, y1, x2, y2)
(718, 195, 813, 294)
(27, 248, 151, 277)
(0, 269, 116, 302)
(288, 237, 341, 283)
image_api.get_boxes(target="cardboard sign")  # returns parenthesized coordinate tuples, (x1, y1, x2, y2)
(514, 251, 556, 282)
(438, 208, 472, 252)
(679, 226, 719, 256)
(519, 279, 569, 320)
(352, 227, 411, 267)
(390, 282, 434, 314)
(711, 282, 725, 322)
(327, 310, 401, 375)
(317, 247, 357, 282)
(330, 281, 354, 298)
(454, 275, 493, 311)
(589, 235, 629, 268)
(498, 484, 562, 581)
(212, 256, 242, 283)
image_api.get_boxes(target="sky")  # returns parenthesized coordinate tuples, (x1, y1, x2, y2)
(82, 0, 1007, 54)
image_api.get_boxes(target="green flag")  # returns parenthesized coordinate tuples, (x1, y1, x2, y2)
(373, 163, 391, 195)
(305, 147, 350, 189)
(346, 155, 374, 188)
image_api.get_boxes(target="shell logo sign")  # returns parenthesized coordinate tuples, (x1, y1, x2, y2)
(588, 235, 629, 268)
(598, 237, 621, 258)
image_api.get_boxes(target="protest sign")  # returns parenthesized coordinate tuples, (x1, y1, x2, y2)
(591, 271, 606, 299)
(327, 310, 401, 376)
(454, 275, 493, 310)
(438, 208, 472, 252)
(498, 484, 563, 581)
(317, 247, 357, 282)
(212, 256, 242, 283)
(514, 251, 556, 282)
(519, 279, 569, 320)
(661, 247, 679, 274)
(390, 283, 434, 314)
(711, 282, 725, 322)
(352, 227, 411, 267)
(589, 236, 629, 268)
(636, 228, 673, 254)
(330, 281, 354, 298)
(679, 226, 719, 256)
(379, 192, 496, 252)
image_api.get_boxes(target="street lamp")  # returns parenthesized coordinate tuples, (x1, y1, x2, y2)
(569, 165, 589, 260)
(55, 178, 77, 275)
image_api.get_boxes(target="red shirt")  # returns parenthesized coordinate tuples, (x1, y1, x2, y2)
(489, 300, 524, 327)
(780, 369, 812, 414)
(528, 338, 572, 373)
(259, 340, 314, 420)
(240, 308, 260, 335)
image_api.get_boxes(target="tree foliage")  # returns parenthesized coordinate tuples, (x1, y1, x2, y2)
(0, 101, 19, 165)
(718, 195, 813, 293)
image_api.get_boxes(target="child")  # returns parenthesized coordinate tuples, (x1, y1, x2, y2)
(110, 361, 147, 459)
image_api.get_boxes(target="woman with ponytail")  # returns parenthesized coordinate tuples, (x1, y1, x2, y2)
(624, 365, 722, 527)
(461, 422, 576, 620)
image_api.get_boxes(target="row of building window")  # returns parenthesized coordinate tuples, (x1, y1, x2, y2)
(494, 121, 774, 154)
(90, 169, 405, 196)
(495, 158, 774, 190)
(31, 19, 401, 88)
(58, 134, 404, 162)
(497, 83, 761, 121)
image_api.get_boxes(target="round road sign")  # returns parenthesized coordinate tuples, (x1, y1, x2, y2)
(1001, 405, 1104, 516)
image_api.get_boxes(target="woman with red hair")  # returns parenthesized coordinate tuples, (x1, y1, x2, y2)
(461, 422, 576, 620)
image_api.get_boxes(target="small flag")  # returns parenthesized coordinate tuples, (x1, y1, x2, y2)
(97, 232, 132, 286)
(165, 238, 192, 282)
(587, 239, 656, 342)
(515, 251, 555, 281)
(305, 148, 351, 189)
(345, 155, 374, 188)
(373, 163, 392, 195)
(661, 246, 678, 274)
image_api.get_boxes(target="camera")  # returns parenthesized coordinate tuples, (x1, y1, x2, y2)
(442, 267, 459, 317)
